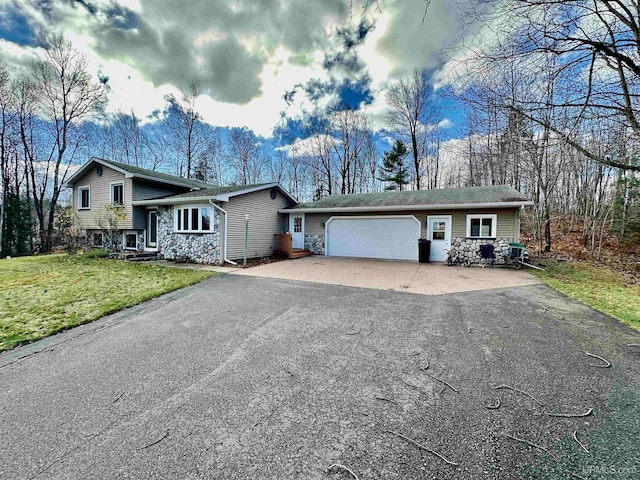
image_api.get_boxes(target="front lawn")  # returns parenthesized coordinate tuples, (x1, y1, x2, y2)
(0, 254, 215, 352)
(533, 261, 640, 329)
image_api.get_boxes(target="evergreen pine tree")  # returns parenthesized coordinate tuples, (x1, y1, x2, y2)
(378, 140, 409, 191)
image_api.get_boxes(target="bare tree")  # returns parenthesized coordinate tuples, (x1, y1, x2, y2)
(226, 127, 264, 185)
(456, 0, 640, 172)
(329, 108, 371, 194)
(164, 80, 215, 178)
(0, 61, 12, 253)
(19, 35, 106, 252)
(386, 70, 441, 189)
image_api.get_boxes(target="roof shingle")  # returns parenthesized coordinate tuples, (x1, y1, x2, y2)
(285, 185, 529, 209)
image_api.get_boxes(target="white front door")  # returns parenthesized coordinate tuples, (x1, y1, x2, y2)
(427, 215, 451, 262)
(290, 214, 304, 249)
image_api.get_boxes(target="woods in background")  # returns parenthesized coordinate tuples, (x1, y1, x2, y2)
(0, 0, 638, 257)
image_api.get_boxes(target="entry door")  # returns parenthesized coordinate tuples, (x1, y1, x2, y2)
(427, 216, 451, 262)
(147, 210, 157, 248)
(290, 214, 304, 249)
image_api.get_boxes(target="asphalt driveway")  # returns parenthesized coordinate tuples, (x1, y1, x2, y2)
(232, 256, 541, 294)
(0, 275, 638, 479)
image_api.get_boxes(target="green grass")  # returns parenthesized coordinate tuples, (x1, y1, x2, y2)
(0, 254, 216, 352)
(533, 261, 640, 329)
(520, 387, 640, 479)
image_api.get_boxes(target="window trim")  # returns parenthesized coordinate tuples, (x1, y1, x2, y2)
(110, 181, 124, 205)
(466, 213, 497, 239)
(123, 231, 138, 251)
(174, 205, 215, 233)
(78, 185, 91, 210)
(93, 232, 103, 247)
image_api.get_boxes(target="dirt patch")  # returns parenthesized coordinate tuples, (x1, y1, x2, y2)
(229, 256, 286, 269)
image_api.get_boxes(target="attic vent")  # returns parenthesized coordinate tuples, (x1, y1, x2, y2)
(96, 165, 103, 176)
(270, 188, 277, 200)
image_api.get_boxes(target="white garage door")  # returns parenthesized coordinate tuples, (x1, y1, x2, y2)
(326, 216, 421, 261)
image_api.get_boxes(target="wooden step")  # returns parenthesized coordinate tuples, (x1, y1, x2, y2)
(289, 249, 313, 259)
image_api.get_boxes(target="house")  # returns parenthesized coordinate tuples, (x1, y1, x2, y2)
(64, 157, 297, 264)
(280, 186, 532, 264)
(66, 157, 531, 265)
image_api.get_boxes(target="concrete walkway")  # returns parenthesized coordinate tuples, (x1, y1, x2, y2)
(232, 256, 541, 294)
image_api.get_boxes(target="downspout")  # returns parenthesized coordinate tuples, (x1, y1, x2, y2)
(209, 199, 237, 266)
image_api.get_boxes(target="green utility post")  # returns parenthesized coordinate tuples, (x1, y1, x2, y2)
(243, 214, 249, 267)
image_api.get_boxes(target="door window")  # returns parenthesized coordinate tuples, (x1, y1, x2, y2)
(293, 217, 302, 233)
(432, 220, 446, 240)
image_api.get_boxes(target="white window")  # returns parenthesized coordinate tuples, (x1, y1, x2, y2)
(174, 206, 214, 233)
(78, 186, 90, 210)
(466, 214, 497, 238)
(111, 182, 124, 204)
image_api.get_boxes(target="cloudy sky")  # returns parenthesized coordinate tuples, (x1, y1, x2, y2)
(0, 0, 468, 143)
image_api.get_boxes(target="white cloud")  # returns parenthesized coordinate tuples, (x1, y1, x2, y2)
(0, 0, 466, 138)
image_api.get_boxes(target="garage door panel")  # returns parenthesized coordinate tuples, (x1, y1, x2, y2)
(326, 217, 419, 261)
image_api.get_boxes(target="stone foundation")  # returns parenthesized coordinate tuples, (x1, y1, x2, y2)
(449, 237, 514, 265)
(305, 234, 325, 255)
(156, 206, 221, 264)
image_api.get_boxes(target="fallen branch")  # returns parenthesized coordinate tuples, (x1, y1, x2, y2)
(572, 430, 589, 454)
(416, 352, 429, 370)
(495, 385, 544, 406)
(367, 320, 375, 335)
(547, 408, 593, 418)
(138, 430, 169, 450)
(502, 433, 558, 461)
(112, 391, 126, 404)
(385, 430, 459, 466)
(486, 398, 501, 409)
(344, 328, 361, 336)
(567, 471, 587, 479)
(627, 344, 640, 347)
(326, 463, 360, 480)
(375, 394, 397, 405)
(423, 371, 458, 393)
(583, 351, 611, 368)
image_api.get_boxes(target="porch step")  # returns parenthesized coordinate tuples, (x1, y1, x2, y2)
(110, 252, 158, 261)
(289, 249, 313, 259)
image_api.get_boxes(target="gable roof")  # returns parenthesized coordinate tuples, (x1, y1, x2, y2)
(282, 185, 532, 213)
(64, 157, 215, 190)
(131, 182, 298, 206)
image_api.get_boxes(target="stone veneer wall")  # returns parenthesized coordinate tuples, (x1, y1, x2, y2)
(156, 206, 221, 264)
(449, 237, 514, 265)
(305, 234, 325, 255)
(87, 229, 144, 251)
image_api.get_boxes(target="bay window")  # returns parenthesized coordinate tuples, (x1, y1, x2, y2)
(174, 206, 214, 233)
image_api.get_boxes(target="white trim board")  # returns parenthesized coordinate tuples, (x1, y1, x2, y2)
(281, 201, 533, 214)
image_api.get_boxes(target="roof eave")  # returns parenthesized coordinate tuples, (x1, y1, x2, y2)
(125, 171, 205, 190)
(132, 197, 219, 206)
(215, 182, 297, 203)
(279, 201, 534, 214)
(63, 157, 130, 187)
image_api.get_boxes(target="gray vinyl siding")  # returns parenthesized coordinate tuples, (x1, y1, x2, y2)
(225, 188, 289, 260)
(132, 180, 186, 201)
(72, 165, 133, 230)
(303, 208, 519, 239)
(131, 180, 188, 230)
(133, 206, 149, 230)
